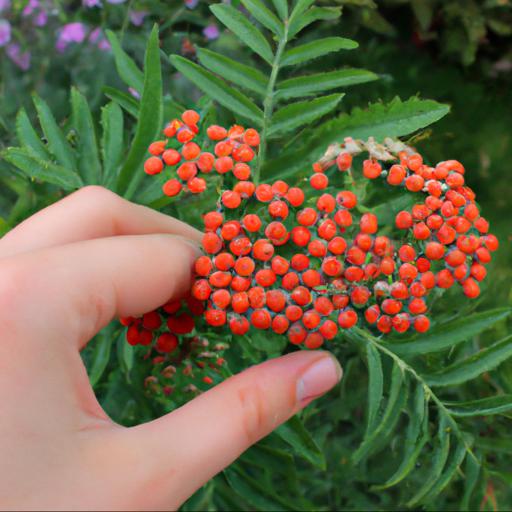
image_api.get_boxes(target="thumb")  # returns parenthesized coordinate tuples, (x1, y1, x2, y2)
(128, 351, 342, 506)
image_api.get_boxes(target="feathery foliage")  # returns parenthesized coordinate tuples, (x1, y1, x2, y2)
(1, 2, 511, 510)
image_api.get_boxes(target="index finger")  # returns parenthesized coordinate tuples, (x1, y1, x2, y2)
(0, 186, 201, 259)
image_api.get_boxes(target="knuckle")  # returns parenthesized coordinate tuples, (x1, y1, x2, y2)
(82, 286, 115, 339)
(235, 374, 272, 445)
(0, 262, 33, 331)
(0, 261, 29, 306)
(73, 185, 120, 206)
(70, 186, 124, 234)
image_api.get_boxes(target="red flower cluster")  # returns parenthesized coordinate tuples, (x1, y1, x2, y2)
(127, 112, 498, 356)
(121, 295, 202, 349)
(121, 296, 228, 395)
(143, 110, 260, 198)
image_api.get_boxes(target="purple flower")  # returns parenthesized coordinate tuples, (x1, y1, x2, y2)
(89, 27, 111, 51)
(0, 0, 10, 13)
(22, 0, 39, 16)
(185, 0, 199, 9)
(0, 19, 11, 47)
(56, 22, 86, 52)
(34, 9, 48, 26)
(106, 0, 126, 3)
(129, 10, 147, 26)
(83, 0, 101, 7)
(97, 38, 111, 51)
(88, 27, 101, 43)
(6, 43, 31, 70)
(128, 87, 141, 100)
(203, 24, 219, 41)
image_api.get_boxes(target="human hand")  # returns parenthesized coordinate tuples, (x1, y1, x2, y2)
(0, 186, 342, 511)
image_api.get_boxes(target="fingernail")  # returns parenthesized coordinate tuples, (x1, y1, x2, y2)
(296, 354, 342, 404)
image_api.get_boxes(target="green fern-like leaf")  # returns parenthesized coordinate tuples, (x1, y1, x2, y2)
(169, 0, 377, 181)
(263, 96, 450, 180)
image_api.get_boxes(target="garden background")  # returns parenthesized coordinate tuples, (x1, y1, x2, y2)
(1, 0, 511, 510)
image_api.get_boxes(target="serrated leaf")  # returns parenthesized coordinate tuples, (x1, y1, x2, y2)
(390, 308, 511, 356)
(288, 7, 342, 38)
(460, 454, 481, 511)
(210, 4, 274, 64)
(445, 394, 512, 417)
(275, 416, 325, 469)
(262, 97, 450, 180)
(407, 415, 451, 506)
(106, 30, 144, 93)
(118, 25, 163, 199)
(171, 56, 263, 125)
(329, 96, 450, 141)
(288, 0, 316, 24)
(197, 48, 267, 96)
(271, 0, 288, 20)
(277, 69, 378, 100)
(353, 362, 404, 463)
(422, 443, 467, 504)
(89, 324, 114, 388)
(103, 86, 139, 119)
(372, 384, 429, 490)
(101, 102, 124, 189)
(240, 0, 284, 37)
(425, 334, 512, 387)
(3, 147, 83, 190)
(70, 88, 102, 184)
(269, 94, 343, 136)
(15, 108, 48, 160)
(281, 37, 358, 67)
(365, 342, 383, 435)
(32, 94, 77, 172)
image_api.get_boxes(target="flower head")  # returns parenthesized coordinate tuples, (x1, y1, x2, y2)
(0, 19, 11, 47)
(88, 27, 110, 51)
(134, 114, 498, 352)
(56, 22, 86, 52)
(6, 43, 30, 70)
(22, 0, 39, 16)
(33, 9, 48, 26)
(0, 0, 10, 13)
(129, 10, 147, 26)
(203, 24, 220, 41)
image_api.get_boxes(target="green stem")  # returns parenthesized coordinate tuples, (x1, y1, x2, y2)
(119, 0, 135, 44)
(160, 7, 186, 32)
(256, 22, 289, 184)
(351, 327, 479, 464)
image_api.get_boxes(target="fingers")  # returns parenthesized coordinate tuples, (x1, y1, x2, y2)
(126, 351, 342, 506)
(0, 233, 200, 348)
(0, 186, 201, 259)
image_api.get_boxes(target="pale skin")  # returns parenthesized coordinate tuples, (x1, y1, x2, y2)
(0, 186, 342, 511)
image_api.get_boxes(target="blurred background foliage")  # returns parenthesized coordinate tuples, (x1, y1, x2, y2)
(1, 0, 511, 510)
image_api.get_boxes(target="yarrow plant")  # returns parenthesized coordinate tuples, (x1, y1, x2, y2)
(121, 110, 498, 385)
(3, 3, 511, 508)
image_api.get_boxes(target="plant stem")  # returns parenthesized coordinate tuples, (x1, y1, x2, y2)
(256, 23, 289, 184)
(119, 0, 135, 44)
(351, 327, 479, 464)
